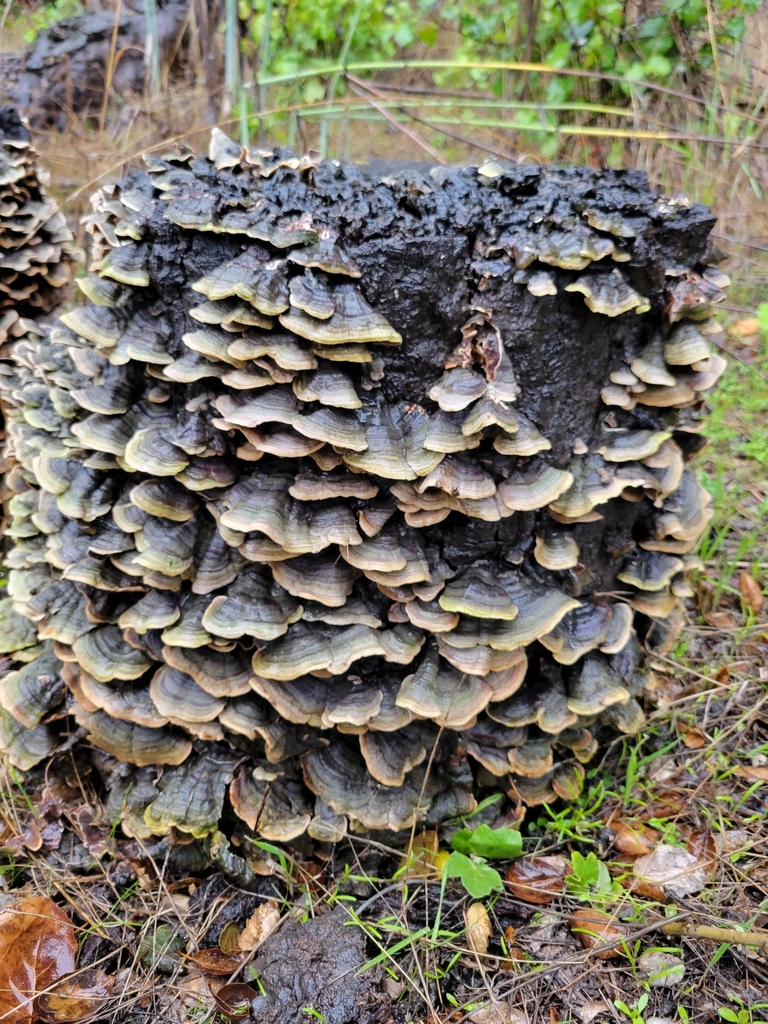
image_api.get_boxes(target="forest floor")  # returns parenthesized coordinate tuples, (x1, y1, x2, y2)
(1, 83, 768, 1024)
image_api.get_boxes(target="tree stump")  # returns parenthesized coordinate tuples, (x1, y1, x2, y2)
(0, 126, 727, 844)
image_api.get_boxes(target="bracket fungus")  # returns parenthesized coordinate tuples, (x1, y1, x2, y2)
(0, 123, 722, 845)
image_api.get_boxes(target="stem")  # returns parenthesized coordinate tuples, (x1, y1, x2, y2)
(257, 0, 273, 141)
(223, 0, 239, 116)
(142, 0, 161, 96)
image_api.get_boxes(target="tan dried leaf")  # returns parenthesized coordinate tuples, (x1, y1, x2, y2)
(734, 765, 768, 782)
(465, 902, 492, 955)
(633, 843, 712, 898)
(578, 1001, 610, 1024)
(739, 572, 764, 615)
(238, 901, 281, 951)
(728, 318, 760, 338)
(681, 725, 707, 749)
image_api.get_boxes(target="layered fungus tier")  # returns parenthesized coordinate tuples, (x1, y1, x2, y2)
(0, 128, 727, 843)
(0, 107, 78, 316)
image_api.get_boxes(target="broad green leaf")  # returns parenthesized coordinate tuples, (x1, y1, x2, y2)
(444, 851, 504, 899)
(451, 824, 522, 860)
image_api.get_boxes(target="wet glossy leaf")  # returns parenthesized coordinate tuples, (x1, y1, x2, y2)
(569, 909, 625, 959)
(611, 822, 658, 857)
(0, 895, 77, 1024)
(186, 948, 248, 976)
(739, 572, 764, 615)
(214, 982, 258, 1020)
(35, 968, 114, 1023)
(445, 851, 504, 899)
(452, 824, 522, 860)
(505, 856, 567, 904)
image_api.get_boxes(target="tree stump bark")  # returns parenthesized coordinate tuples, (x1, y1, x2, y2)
(0, 3, 195, 129)
(0, 126, 727, 844)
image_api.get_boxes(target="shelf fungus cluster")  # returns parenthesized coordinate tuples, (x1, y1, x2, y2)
(0, 129, 725, 844)
(0, 108, 78, 317)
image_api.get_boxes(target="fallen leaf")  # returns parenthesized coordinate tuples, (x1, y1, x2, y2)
(35, 968, 114, 1023)
(716, 829, 750, 854)
(633, 844, 712, 898)
(186, 949, 248, 976)
(213, 982, 257, 1020)
(739, 573, 764, 616)
(569, 909, 625, 958)
(218, 922, 241, 955)
(578, 1001, 610, 1023)
(505, 856, 567, 904)
(469, 1001, 527, 1024)
(704, 610, 740, 629)
(638, 950, 685, 988)
(681, 725, 707, 749)
(465, 902, 492, 955)
(612, 822, 659, 857)
(398, 830, 443, 878)
(238, 901, 280, 952)
(0, 895, 77, 1024)
(728, 317, 760, 338)
(174, 973, 217, 1015)
(687, 830, 717, 865)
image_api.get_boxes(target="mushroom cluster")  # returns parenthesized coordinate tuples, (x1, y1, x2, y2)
(0, 107, 78, 316)
(0, 129, 725, 842)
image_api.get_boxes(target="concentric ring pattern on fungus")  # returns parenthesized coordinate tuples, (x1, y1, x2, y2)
(0, 125, 727, 842)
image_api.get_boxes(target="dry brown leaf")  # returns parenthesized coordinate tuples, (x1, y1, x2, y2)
(633, 843, 712, 898)
(569, 909, 625, 958)
(578, 1001, 610, 1024)
(469, 1002, 527, 1024)
(739, 573, 764, 616)
(728, 317, 760, 338)
(0, 895, 77, 1024)
(612, 822, 659, 857)
(734, 765, 768, 782)
(505, 856, 567, 904)
(35, 968, 114, 1023)
(681, 725, 707, 749)
(238, 901, 280, 952)
(465, 902, 492, 955)
(186, 948, 248, 976)
(397, 830, 444, 878)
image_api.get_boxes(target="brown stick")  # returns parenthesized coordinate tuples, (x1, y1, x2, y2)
(345, 72, 447, 164)
(100, 0, 123, 134)
(661, 921, 768, 947)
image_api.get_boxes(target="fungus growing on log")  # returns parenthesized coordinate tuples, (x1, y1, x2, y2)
(0, 122, 723, 844)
